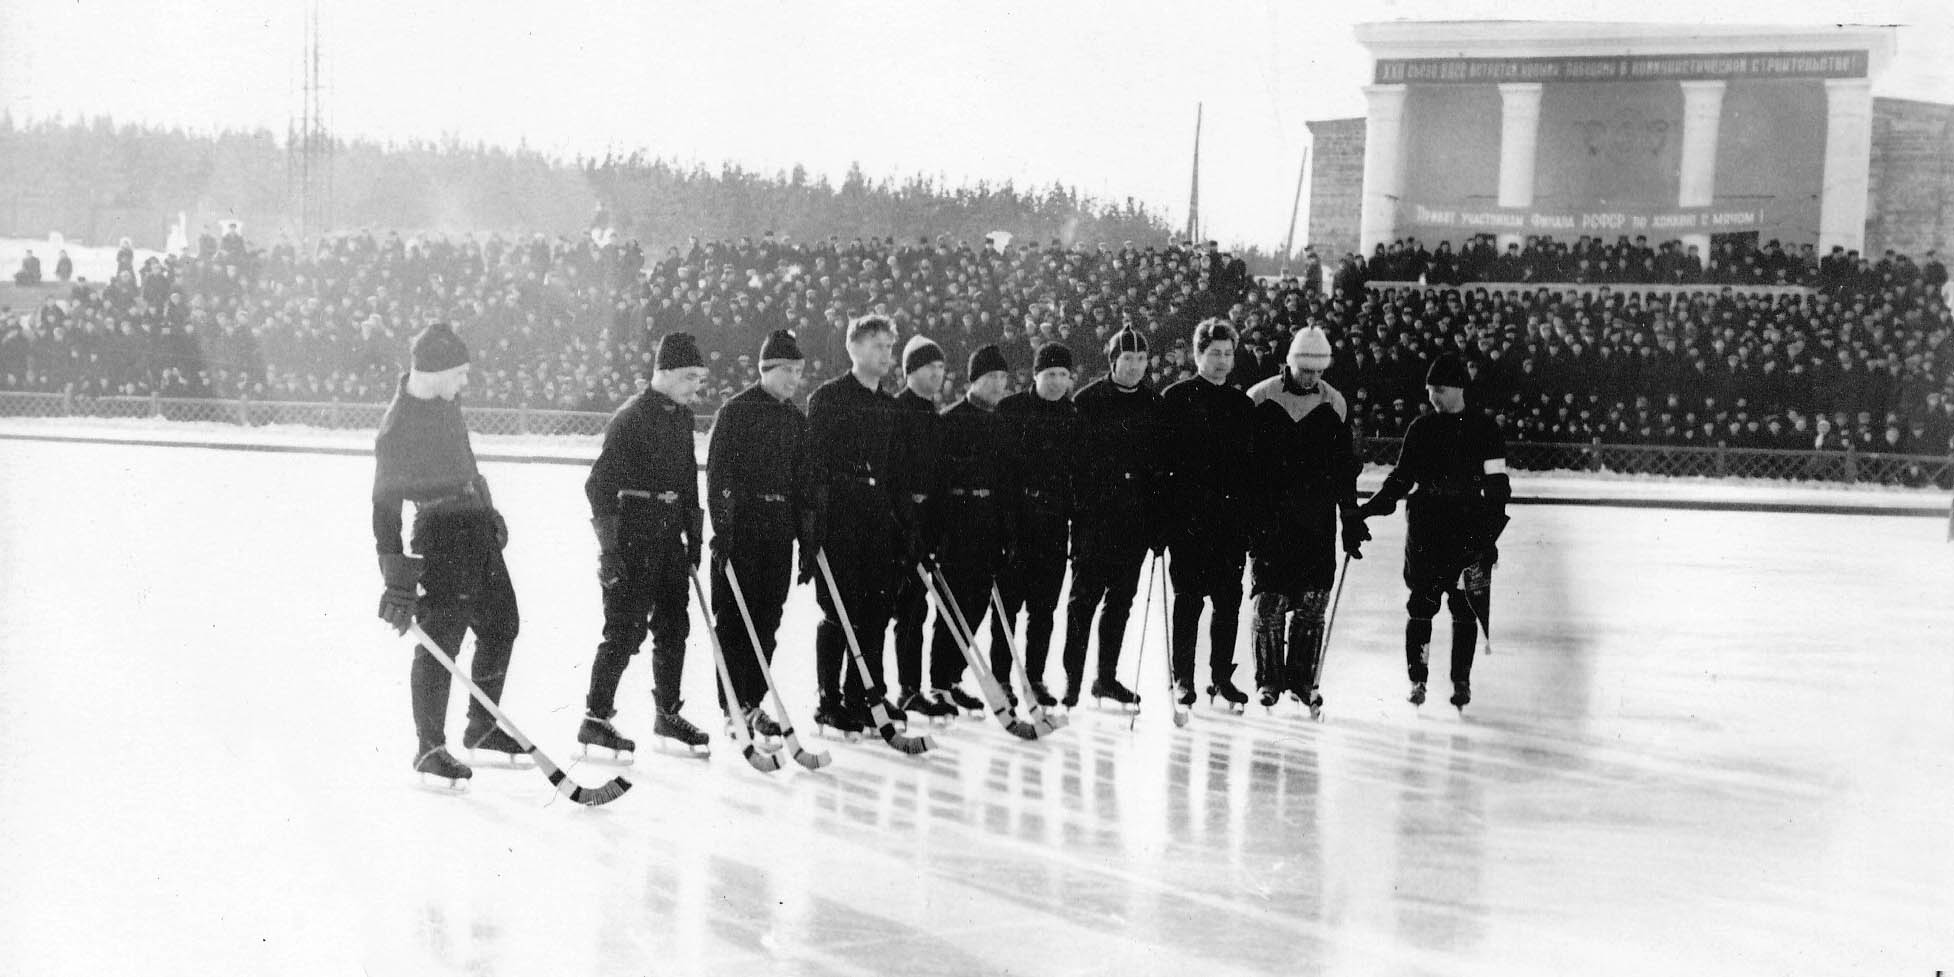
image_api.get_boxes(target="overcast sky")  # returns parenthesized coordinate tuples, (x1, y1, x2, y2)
(2, 0, 1948, 248)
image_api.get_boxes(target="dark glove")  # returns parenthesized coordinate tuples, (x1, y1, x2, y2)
(1358, 494, 1397, 519)
(490, 510, 509, 550)
(1339, 506, 1371, 560)
(377, 553, 423, 635)
(1478, 512, 1509, 566)
(686, 507, 704, 570)
(592, 514, 625, 589)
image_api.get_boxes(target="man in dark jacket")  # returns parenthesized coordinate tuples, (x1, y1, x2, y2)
(578, 332, 712, 757)
(1159, 319, 1256, 712)
(1060, 326, 1157, 708)
(930, 345, 1016, 709)
(707, 329, 810, 743)
(992, 342, 1076, 706)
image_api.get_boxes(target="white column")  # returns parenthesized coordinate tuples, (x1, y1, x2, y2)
(1676, 80, 1727, 259)
(1359, 84, 1409, 255)
(1820, 77, 1874, 255)
(1495, 83, 1544, 251)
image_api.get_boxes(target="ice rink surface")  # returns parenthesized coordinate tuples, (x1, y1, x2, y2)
(1, 436, 1949, 977)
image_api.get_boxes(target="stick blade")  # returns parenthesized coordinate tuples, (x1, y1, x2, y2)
(744, 747, 784, 773)
(1007, 720, 1040, 741)
(568, 777, 633, 807)
(882, 726, 934, 755)
(791, 745, 833, 770)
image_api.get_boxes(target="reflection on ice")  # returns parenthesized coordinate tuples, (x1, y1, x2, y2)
(0, 438, 1948, 977)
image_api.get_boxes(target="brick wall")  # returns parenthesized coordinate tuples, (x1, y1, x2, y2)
(1867, 97, 1952, 257)
(1306, 118, 1365, 260)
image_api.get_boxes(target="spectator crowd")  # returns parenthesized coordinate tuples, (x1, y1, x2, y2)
(3, 227, 1950, 468)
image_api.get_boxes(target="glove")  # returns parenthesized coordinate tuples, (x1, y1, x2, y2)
(1477, 512, 1509, 566)
(1339, 506, 1370, 560)
(1358, 494, 1397, 519)
(592, 514, 625, 589)
(686, 507, 704, 570)
(376, 553, 423, 635)
(490, 510, 509, 550)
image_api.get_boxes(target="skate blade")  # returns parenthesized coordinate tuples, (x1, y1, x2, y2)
(815, 724, 864, 743)
(415, 773, 471, 794)
(576, 744, 637, 767)
(654, 738, 712, 758)
(468, 748, 536, 770)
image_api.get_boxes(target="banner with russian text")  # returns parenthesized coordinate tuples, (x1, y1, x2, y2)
(1396, 199, 1774, 236)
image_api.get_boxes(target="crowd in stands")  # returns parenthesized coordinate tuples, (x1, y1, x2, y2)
(2, 227, 1950, 470)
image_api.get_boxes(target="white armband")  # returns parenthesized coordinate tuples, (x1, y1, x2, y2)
(1482, 458, 1507, 475)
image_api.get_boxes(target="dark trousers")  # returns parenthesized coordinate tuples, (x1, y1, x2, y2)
(1168, 531, 1245, 687)
(1061, 521, 1149, 687)
(410, 509, 520, 751)
(815, 485, 897, 705)
(587, 532, 689, 715)
(891, 560, 931, 693)
(711, 537, 793, 712)
(992, 504, 1067, 690)
(1402, 499, 1485, 685)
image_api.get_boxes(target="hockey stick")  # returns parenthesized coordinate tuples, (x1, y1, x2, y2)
(983, 582, 1067, 733)
(1317, 553, 1351, 678)
(404, 623, 631, 807)
(913, 564, 1040, 740)
(722, 561, 831, 771)
(687, 571, 783, 773)
(815, 550, 935, 755)
(1128, 550, 1158, 731)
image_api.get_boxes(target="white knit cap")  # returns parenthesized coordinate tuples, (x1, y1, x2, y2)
(1289, 327, 1333, 371)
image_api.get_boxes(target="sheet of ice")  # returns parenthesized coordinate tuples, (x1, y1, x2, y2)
(0, 438, 1948, 977)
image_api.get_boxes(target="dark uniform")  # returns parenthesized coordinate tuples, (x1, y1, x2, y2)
(1246, 369, 1360, 704)
(706, 381, 808, 714)
(584, 387, 703, 721)
(888, 385, 942, 703)
(804, 371, 909, 718)
(1358, 356, 1509, 704)
(1061, 373, 1161, 706)
(1159, 373, 1255, 700)
(374, 376, 519, 761)
(992, 387, 1076, 701)
(931, 395, 1014, 696)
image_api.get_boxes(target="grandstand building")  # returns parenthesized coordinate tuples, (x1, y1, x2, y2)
(1307, 23, 1950, 263)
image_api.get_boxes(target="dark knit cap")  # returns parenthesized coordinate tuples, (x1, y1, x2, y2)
(1105, 326, 1149, 361)
(1426, 353, 1472, 388)
(759, 329, 803, 369)
(410, 322, 470, 373)
(968, 344, 1010, 380)
(903, 336, 945, 374)
(656, 332, 704, 371)
(1033, 342, 1075, 374)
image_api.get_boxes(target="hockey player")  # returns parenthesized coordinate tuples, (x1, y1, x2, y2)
(931, 344, 1015, 707)
(1060, 325, 1157, 709)
(1245, 327, 1367, 716)
(374, 321, 522, 785)
(1353, 353, 1509, 710)
(992, 342, 1076, 706)
(888, 336, 960, 719)
(803, 314, 914, 734)
(577, 332, 712, 757)
(706, 329, 809, 743)
(1159, 318, 1256, 711)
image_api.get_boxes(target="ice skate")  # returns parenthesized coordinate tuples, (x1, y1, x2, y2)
(652, 703, 711, 757)
(944, 685, 984, 716)
(1303, 688, 1325, 721)
(813, 696, 864, 742)
(900, 687, 956, 725)
(462, 720, 534, 768)
(1257, 685, 1281, 711)
(1027, 681, 1058, 709)
(1408, 681, 1427, 706)
(576, 710, 637, 765)
(413, 745, 472, 791)
(1450, 682, 1471, 712)
(1061, 679, 1082, 710)
(727, 707, 784, 753)
(1206, 675, 1249, 714)
(1090, 676, 1141, 712)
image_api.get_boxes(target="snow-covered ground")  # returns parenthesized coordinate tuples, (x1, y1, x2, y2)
(0, 432, 1949, 976)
